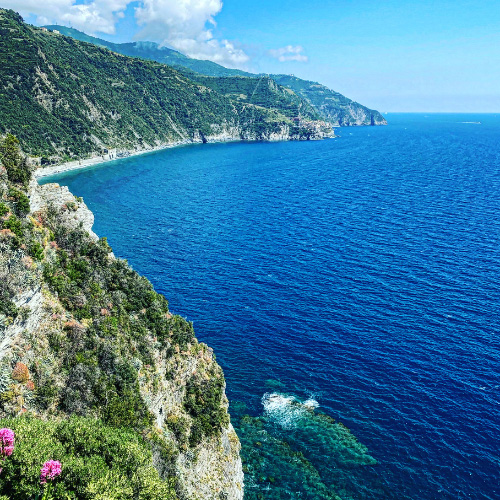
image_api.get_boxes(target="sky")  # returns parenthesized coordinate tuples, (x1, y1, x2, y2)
(7, 0, 500, 112)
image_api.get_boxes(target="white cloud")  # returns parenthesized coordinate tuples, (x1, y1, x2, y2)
(269, 45, 308, 63)
(134, 0, 249, 68)
(8, 0, 249, 68)
(8, 1, 307, 69)
(4, 0, 129, 34)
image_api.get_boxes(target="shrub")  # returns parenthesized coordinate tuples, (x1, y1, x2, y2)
(103, 389, 154, 430)
(0, 135, 31, 187)
(11, 363, 29, 383)
(28, 241, 44, 261)
(184, 371, 229, 447)
(0, 290, 18, 319)
(165, 415, 189, 446)
(1, 215, 22, 239)
(8, 188, 30, 217)
(0, 416, 177, 499)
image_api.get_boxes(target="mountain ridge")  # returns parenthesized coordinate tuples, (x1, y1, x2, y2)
(0, 10, 332, 163)
(43, 25, 387, 128)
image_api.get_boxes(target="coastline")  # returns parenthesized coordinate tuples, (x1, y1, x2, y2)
(34, 130, 336, 180)
(34, 138, 196, 179)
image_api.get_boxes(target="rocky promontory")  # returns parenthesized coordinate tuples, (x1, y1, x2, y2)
(0, 135, 243, 499)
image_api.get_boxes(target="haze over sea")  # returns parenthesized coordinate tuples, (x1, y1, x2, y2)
(42, 114, 500, 500)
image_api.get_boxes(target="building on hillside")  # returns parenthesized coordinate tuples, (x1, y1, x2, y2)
(102, 148, 117, 160)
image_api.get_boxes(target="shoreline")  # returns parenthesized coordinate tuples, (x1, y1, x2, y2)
(34, 131, 336, 180)
(34, 138, 197, 179)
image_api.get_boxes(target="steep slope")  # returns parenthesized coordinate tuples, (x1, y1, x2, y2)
(0, 10, 331, 163)
(0, 134, 243, 499)
(270, 75, 386, 126)
(177, 71, 321, 120)
(43, 25, 386, 127)
(43, 25, 254, 78)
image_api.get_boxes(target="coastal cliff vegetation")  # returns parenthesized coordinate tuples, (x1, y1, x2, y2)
(0, 9, 331, 164)
(42, 25, 387, 128)
(0, 134, 242, 499)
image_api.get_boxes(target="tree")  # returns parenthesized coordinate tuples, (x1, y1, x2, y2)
(0, 134, 31, 187)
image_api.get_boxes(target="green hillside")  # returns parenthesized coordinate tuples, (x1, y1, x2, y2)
(43, 25, 386, 127)
(270, 74, 386, 126)
(43, 25, 254, 78)
(0, 10, 326, 162)
(177, 71, 320, 120)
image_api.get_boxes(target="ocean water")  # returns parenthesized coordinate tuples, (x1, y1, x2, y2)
(41, 114, 500, 500)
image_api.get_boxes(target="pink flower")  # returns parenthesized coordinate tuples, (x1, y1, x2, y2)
(0, 428, 14, 457)
(40, 460, 62, 484)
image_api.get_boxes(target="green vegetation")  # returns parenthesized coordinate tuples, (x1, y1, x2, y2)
(270, 74, 387, 126)
(0, 416, 176, 500)
(43, 25, 254, 78)
(178, 73, 319, 120)
(0, 135, 37, 320)
(43, 24, 386, 127)
(0, 9, 323, 161)
(37, 219, 182, 428)
(0, 134, 31, 186)
(184, 369, 229, 446)
(7, 187, 30, 216)
(0, 136, 233, 498)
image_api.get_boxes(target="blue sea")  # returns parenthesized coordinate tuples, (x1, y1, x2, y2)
(41, 114, 500, 500)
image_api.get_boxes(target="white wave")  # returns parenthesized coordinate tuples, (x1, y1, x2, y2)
(262, 392, 319, 429)
(303, 397, 320, 409)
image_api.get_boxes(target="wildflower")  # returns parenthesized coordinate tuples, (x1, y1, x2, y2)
(0, 428, 14, 457)
(40, 460, 62, 484)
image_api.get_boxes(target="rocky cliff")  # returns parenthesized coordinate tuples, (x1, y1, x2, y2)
(270, 75, 387, 127)
(0, 136, 243, 499)
(43, 25, 387, 128)
(0, 9, 332, 164)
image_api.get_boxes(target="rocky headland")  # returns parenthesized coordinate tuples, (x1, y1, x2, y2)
(0, 134, 243, 499)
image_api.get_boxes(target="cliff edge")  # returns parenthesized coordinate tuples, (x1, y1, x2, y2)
(0, 135, 243, 499)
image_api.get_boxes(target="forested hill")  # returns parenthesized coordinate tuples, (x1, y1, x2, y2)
(177, 71, 320, 120)
(44, 24, 255, 78)
(44, 25, 386, 127)
(270, 75, 387, 126)
(0, 10, 329, 162)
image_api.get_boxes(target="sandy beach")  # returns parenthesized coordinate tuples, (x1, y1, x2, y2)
(34, 139, 196, 179)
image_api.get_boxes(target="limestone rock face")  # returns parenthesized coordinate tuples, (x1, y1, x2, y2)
(177, 422, 243, 500)
(28, 179, 97, 240)
(140, 338, 243, 499)
(1, 179, 244, 500)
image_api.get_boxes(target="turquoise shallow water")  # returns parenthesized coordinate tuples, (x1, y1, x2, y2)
(42, 114, 500, 499)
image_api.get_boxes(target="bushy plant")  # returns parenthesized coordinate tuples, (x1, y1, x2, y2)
(8, 188, 30, 217)
(0, 416, 177, 500)
(184, 370, 228, 447)
(29, 241, 44, 261)
(11, 363, 29, 383)
(1, 215, 23, 239)
(0, 134, 31, 187)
